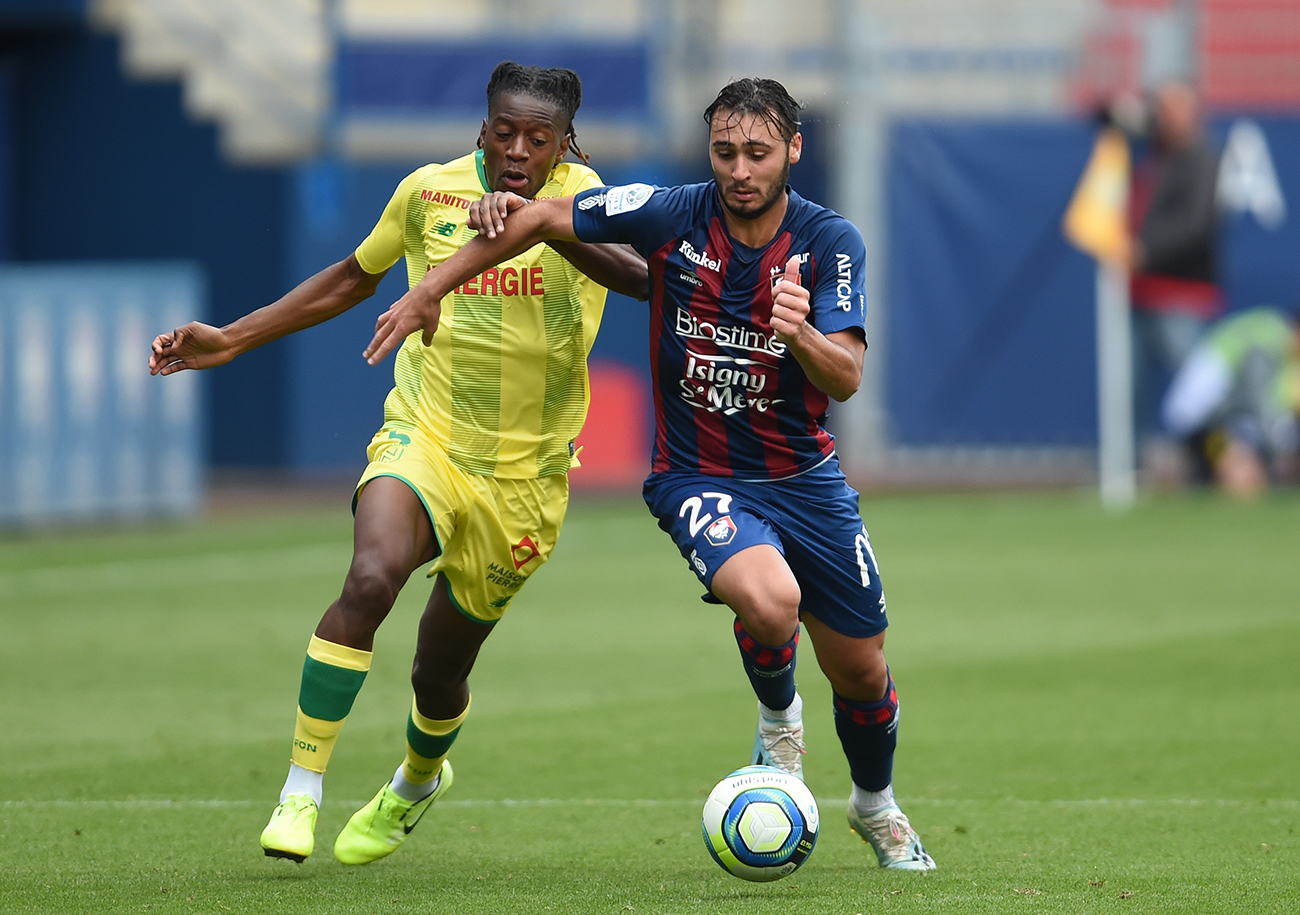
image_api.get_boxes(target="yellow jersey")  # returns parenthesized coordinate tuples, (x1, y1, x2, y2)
(354, 150, 608, 479)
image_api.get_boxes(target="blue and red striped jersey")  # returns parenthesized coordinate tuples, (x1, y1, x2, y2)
(572, 181, 868, 481)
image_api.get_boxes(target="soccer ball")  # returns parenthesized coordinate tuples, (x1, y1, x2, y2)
(701, 765, 819, 882)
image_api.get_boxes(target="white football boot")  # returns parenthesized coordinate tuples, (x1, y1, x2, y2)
(751, 700, 806, 781)
(847, 804, 936, 870)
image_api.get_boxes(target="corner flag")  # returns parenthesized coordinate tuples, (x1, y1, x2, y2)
(1062, 126, 1131, 265)
(1063, 125, 1136, 509)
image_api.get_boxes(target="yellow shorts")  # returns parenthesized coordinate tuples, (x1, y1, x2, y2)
(356, 424, 569, 623)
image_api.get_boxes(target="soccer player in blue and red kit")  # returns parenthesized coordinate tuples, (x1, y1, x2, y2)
(364, 77, 936, 871)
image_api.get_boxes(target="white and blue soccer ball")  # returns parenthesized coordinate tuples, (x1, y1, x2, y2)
(701, 765, 819, 882)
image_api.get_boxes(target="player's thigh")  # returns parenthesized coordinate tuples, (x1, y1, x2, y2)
(710, 544, 800, 613)
(352, 476, 439, 575)
(431, 471, 569, 623)
(415, 576, 496, 675)
(776, 476, 889, 641)
(708, 543, 801, 642)
(354, 424, 460, 569)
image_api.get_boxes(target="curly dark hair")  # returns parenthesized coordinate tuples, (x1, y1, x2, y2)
(484, 61, 589, 164)
(703, 78, 803, 143)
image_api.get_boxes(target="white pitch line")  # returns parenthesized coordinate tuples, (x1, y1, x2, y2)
(0, 799, 700, 810)
(3, 797, 1296, 810)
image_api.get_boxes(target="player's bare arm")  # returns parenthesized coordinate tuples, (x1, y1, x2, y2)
(150, 254, 386, 376)
(545, 240, 648, 301)
(365, 196, 578, 365)
(769, 255, 865, 401)
(470, 191, 648, 300)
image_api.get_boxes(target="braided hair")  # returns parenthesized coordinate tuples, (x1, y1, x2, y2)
(484, 61, 589, 164)
(703, 78, 802, 143)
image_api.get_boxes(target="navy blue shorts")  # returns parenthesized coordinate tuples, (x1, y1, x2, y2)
(642, 463, 889, 638)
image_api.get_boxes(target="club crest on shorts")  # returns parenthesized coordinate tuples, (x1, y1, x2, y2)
(704, 515, 737, 546)
(511, 535, 540, 570)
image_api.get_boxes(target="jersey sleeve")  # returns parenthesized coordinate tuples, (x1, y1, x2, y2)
(809, 218, 868, 338)
(556, 163, 614, 309)
(570, 183, 678, 255)
(353, 166, 438, 275)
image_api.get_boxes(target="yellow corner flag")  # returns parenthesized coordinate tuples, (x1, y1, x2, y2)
(1063, 126, 1131, 265)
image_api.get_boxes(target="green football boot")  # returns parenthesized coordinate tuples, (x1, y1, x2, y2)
(334, 759, 454, 865)
(260, 794, 318, 863)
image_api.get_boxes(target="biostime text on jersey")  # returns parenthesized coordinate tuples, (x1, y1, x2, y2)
(675, 308, 786, 416)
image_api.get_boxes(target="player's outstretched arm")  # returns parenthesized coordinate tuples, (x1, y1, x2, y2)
(365, 196, 578, 365)
(469, 192, 648, 301)
(770, 255, 866, 402)
(150, 254, 386, 376)
(547, 239, 648, 301)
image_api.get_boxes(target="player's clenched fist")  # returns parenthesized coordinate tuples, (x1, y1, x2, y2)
(770, 254, 810, 344)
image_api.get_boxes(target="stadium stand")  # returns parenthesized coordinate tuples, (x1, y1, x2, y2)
(91, 0, 330, 162)
(1202, 0, 1300, 109)
(1074, 0, 1300, 109)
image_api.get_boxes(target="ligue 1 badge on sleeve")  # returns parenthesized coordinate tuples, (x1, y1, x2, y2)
(605, 183, 655, 215)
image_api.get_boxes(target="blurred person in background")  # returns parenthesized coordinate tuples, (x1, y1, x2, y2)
(1124, 81, 1225, 473)
(150, 61, 647, 866)
(364, 77, 937, 872)
(1162, 305, 1300, 498)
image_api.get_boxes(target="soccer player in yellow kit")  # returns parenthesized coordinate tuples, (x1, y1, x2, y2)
(149, 62, 646, 865)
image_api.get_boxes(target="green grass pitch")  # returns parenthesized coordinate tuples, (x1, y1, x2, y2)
(1, 489, 1296, 914)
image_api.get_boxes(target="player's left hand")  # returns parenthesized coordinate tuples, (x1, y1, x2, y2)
(468, 191, 529, 239)
(364, 285, 444, 365)
(770, 255, 810, 345)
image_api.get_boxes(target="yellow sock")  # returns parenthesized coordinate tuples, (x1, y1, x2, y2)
(289, 635, 372, 773)
(402, 695, 471, 784)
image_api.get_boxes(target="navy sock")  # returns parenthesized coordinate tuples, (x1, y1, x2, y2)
(733, 620, 798, 711)
(833, 674, 899, 791)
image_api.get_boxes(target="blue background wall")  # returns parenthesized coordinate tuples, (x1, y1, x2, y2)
(337, 38, 649, 120)
(0, 262, 204, 522)
(1, 27, 289, 467)
(886, 116, 1300, 448)
(0, 52, 11, 261)
(1217, 116, 1300, 311)
(887, 120, 1098, 446)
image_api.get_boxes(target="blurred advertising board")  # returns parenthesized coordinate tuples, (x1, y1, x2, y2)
(0, 262, 204, 525)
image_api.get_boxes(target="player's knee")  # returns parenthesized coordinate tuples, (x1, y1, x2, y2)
(831, 651, 890, 702)
(734, 577, 801, 645)
(338, 555, 405, 619)
(858, 664, 891, 702)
